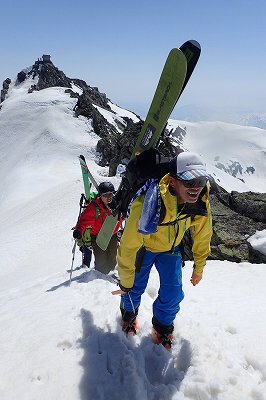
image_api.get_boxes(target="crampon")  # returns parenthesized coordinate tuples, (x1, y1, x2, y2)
(151, 328, 174, 350)
(122, 317, 139, 336)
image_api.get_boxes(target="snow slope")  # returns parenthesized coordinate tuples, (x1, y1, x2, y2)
(0, 79, 266, 400)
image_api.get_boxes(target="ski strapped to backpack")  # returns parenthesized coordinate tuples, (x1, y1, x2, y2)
(131, 48, 187, 157)
(96, 40, 201, 251)
(71, 156, 99, 264)
(157, 40, 201, 145)
(134, 40, 201, 152)
(77, 155, 120, 252)
(178, 40, 201, 100)
(79, 155, 99, 202)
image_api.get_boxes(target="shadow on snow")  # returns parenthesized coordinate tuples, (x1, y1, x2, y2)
(78, 309, 192, 400)
(46, 267, 110, 292)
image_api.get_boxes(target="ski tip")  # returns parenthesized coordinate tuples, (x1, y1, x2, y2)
(189, 40, 201, 49)
(180, 39, 201, 50)
(169, 47, 182, 54)
(79, 155, 85, 161)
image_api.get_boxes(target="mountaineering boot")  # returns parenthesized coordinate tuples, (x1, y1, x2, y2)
(151, 328, 174, 349)
(151, 317, 174, 349)
(122, 317, 139, 336)
(120, 303, 139, 336)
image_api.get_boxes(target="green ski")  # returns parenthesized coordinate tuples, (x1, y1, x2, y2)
(78, 155, 117, 251)
(132, 48, 187, 157)
(96, 47, 187, 251)
(79, 155, 99, 202)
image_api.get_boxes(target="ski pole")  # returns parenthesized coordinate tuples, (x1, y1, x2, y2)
(69, 193, 86, 285)
(111, 282, 135, 318)
(111, 282, 137, 330)
(69, 240, 77, 285)
(127, 292, 135, 315)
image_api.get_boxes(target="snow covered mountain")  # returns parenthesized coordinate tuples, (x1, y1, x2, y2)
(174, 104, 266, 130)
(167, 119, 266, 193)
(240, 112, 266, 130)
(0, 71, 266, 400)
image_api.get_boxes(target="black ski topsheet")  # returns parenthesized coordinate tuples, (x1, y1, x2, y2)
(179, 40, 201, 99)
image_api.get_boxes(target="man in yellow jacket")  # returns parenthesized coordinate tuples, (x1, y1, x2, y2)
(117, 151, 212, 349)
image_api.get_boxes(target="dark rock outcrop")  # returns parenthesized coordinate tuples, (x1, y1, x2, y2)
(74, 88, 142, 173)
(229, 191, 266, 222)
(209, 192, 266, 263)
(3, 78, 11, 89)
(36, 62, 72, 90)
(105, 119, 143, 176)
(17, 71, 27, 83)
(71, 79, 88, 92)
(1, 78, 11, 103)
(64, 89, 79, 98)
(74, 87, 110, 114)
(96, 119, 143, 174)
(183, 191, 266, 264)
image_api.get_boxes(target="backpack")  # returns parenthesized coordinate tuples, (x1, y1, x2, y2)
(77, 228, 92, 248)
(113, 149, 220, 266)
(115, 148, 171, 217)
(114, 148, 221, 219)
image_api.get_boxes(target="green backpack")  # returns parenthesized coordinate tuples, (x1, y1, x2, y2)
(77, 228, 92, 248)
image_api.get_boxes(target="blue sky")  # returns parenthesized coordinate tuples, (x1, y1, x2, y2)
(1, 0, 266, 120)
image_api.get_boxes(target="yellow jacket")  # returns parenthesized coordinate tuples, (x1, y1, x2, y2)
(118, 174, 213, 289)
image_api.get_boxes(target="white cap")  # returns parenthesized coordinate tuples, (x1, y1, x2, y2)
(170, 152, 208, 180)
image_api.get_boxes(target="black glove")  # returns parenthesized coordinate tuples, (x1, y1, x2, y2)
(108, 198, 117, 212)
(73, 229, 82, 239)
(119, 282, 132, 293)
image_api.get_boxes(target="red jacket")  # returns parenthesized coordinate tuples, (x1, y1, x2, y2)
(75, 196, 122, 236)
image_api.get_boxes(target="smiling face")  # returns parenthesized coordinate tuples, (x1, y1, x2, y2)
(169, 176, 205, 204)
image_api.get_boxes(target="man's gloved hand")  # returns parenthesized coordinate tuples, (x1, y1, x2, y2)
(73, 229, 82, 240)
(119, 282, 132, 293)
(111, 278, 133, 296)
(108, 198, 117, 213)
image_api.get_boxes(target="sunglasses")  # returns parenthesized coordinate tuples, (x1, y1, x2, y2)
(177, 176, 207, 188)
(101, 192, 114, 197)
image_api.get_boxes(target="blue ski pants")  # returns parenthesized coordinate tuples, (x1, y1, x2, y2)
(121, 246, 184, 327)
